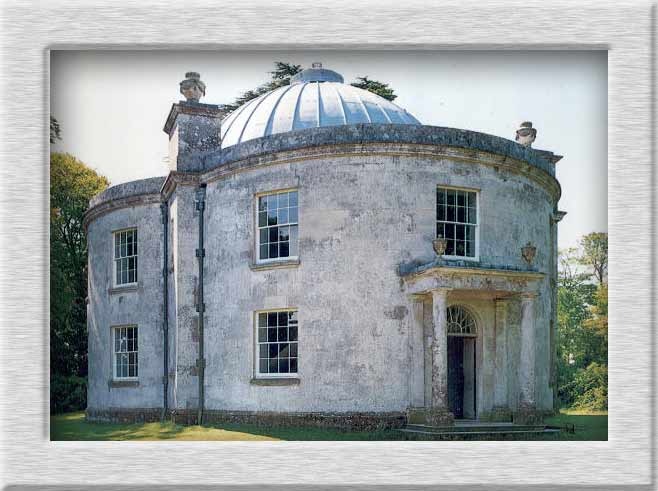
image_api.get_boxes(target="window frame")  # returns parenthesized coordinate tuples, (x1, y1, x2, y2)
(112, 227, 138, 288)
(254, 188, 300, 265)
(253, 308, 299, 379)
(436, 185, 480, 262)
(112, 324, 139, 381)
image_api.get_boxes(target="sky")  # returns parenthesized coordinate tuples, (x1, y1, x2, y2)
(50, 50, 607, 248)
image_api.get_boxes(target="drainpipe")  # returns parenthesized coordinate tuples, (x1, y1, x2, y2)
(160, 201, 169, 422)
(195, 183, 207, 425)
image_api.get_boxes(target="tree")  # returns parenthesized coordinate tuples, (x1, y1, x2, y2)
(579, 232, 608, 284)
(224, 62, 399, 111)
(50, 116, 62, 144)
(556, 236, 608, 410)
(222, 62, 302, 112)
(350, 76, 397, 101)
(50, 153, 108, 384)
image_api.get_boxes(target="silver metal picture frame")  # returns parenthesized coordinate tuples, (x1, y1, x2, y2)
(0, 0, 655, 489)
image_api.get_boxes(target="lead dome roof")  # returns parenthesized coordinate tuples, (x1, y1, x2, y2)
(220, 64, 421, 148)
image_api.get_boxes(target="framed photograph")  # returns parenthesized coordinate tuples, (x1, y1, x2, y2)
(1, 0, 655, 489)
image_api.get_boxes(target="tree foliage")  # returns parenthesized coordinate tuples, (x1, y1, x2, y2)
(50, 152, 109, 389)
(556, 233, 608, 410)
(223, 62, 398, 112)
(50, 116, 62, 144)
(579, 232, 608, 284)
(350, 76, 397, 101)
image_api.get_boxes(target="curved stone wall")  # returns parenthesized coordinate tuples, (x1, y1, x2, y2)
(85, 124, 559, 417)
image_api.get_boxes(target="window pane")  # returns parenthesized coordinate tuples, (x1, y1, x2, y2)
(277, 193, 288, 208)
(289, 206, 298, 223)
(279, 242, 289, 257)
(289, 226, 298, 256)
(269, 359, 279, 373)
(289, 191, 298, 207)
(269, 227, 279, 243)
(258, 211, 267, 227)
(269, 243, 278, 259)
(445, 224, 455, 239)
(457, 207, 465, 223)
(260, 359, 268, 374)
(279, 343, 289, 358)
(278, 312, 288, 326)
(290, 343, 298, 357)
(258, 328, 267, 343)
(279, 358, 289, 373)
(259, 228, 268, 244)
(278, 327, 288, 342)
(466, 240, 475, 257)
(446, 239, 455, 256)
(267, 209, 277, 226)
(278, 208, 288, 224)
(289, 358, 298, 373)
(437, 188, 446, 205)
(259, 244, 269, 260)
(436, 222, 445, 239)
(446, 205, 455, 222)
(457, 191, 466, 207)
(259, 344, 268, 358)
(268, 313, 277, 326)
(269, 344, 279, 358)
(268, 328, 277, 342)
(258, 313, 267, 327)
(278, 226, 289, 242)
(456, 224, 465, 241)
(289, 325, 298, 342)
(258, 196, 268, 211)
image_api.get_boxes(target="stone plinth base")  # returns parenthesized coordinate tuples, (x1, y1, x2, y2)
(408, 407, 454, 426)
(513, 405, 543, 425)
(479, 407, 513, 422)
(86, 407, 406, 430)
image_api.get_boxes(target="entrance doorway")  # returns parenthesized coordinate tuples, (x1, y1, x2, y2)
(446, 306, 477, 419)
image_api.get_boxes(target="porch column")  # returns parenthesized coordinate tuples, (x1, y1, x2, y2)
(493, 298, 511, 420)
(408, 296, 425, 407)
(517, 292, 542, 424)
(429, 288, 453, 425)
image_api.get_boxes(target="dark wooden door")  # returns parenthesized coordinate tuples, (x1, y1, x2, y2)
(447, 336, 464, 419)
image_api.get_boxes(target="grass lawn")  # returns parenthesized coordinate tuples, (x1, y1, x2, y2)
(51, 410, 607, 441)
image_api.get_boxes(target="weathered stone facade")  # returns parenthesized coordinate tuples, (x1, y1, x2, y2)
(84, 67, 563, 427)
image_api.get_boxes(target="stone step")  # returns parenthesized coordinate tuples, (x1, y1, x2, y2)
(406, 423, 545, 433)
(399, 427, 561, 438)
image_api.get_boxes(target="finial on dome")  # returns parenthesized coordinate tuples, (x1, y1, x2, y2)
(180, 71, 206, 103)
(515, 121, 537, 147)
(290, 63, 344, 85)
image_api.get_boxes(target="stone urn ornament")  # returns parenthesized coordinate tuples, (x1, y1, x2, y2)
(180, 72, 206, 103)
(521, 242, 537, 266)
(515, 121, 537, 148)
(433, 236, 448, 257)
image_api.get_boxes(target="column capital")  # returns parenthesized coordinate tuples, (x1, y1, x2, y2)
(519, 291, 538, 301)
(430, 287, 450, 299)
(494, 297, 510, 306)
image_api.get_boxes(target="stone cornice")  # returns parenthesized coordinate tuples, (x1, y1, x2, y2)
(401, 261, 545, 296)
(163, 101, 224, 135)
(200, 142, 561, 203)
(83, 193, 162, 230)
(160, 171, 201, 201)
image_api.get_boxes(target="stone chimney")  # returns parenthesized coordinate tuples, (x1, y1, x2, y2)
(163, 72, 226, 172)
(515, 121, 537, 148)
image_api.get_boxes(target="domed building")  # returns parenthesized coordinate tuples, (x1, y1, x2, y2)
(84, 65, 565, 429)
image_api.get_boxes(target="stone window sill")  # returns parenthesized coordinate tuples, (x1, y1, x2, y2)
(109, 380, 140, 388)
(250, 377, 300, 386)
(249, 259, 300, 272)
(108, 284, 140, 295)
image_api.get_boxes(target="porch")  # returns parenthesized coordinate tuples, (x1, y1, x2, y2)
(401, 259, 546, 426)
